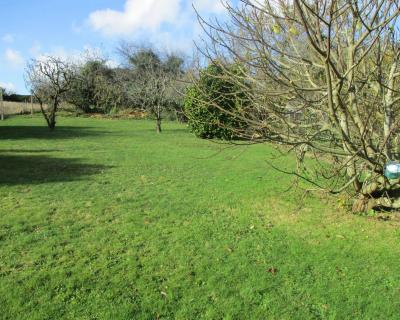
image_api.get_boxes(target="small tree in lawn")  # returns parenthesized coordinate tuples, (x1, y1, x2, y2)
(25, 56, 75, 130)
(132, 48, 168, 133)
(118, 43, 184, 133)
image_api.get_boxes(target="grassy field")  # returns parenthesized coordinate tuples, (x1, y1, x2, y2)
(0, 116, 399, 319)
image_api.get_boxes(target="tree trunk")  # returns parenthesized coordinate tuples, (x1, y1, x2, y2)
(47, 100, 58, 130)
(351, 176, 400, 212)
(48, 111, 56, 130)
(352, 197, 376, 213)
(156, 117, 162, 133)
(48, 119, 56, 130)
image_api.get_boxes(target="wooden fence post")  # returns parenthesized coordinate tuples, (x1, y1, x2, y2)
(0, 88, 4, 121)
(31, 95, 34, 116)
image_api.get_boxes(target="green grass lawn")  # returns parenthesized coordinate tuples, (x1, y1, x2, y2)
(0, 116, 399, 319)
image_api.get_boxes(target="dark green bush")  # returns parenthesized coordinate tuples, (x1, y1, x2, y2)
(68, 60, 126, 114)
(184, 63, 249, 140)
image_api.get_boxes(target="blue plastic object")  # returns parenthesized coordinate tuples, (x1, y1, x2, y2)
(384, 161, 400, 179)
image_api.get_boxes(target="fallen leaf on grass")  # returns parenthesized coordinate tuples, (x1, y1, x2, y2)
(267, 267, 278, 274)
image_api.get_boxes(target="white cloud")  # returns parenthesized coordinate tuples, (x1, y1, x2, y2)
(4, 48, 24, 66)
(248, 0, 291, 16)
(89, 0, 181, 36)
(0, 81, 15, 92)
(2, 34, 14, 43)
(49, 46, 77, 60)
(29, 42, 42, 57)
(34, 47, 82, 65)
(193, 0, 226, 13)
(35, 45, 117, 69)
(88, 0, 228, 37)
(106, 59, 120, 68)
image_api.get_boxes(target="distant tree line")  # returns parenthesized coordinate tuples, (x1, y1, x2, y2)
(25, 42, 189, 133)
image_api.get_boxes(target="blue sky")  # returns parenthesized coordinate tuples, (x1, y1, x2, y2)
(0, 0, 227, 94)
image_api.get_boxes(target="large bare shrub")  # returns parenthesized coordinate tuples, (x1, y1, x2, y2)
(26, 56, 75, 130)
(118, 43, 185, 133)
(196, 0, 400, 211)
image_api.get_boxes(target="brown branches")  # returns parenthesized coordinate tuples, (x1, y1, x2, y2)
(193, 0, 400, 209)
(25, 56, 75, 130)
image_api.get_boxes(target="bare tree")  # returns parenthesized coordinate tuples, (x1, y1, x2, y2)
(118, 43, 185, 133)
(25, 56, 75, 130)
(195, 0, 400, 211)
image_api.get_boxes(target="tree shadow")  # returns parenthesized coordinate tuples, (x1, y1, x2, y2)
(0, 154, 112, 186)
(142, 128, 189, 134)
(0, 149, 60, 153)
(0, 126, 109, 140)
(163, 128, 190, 134)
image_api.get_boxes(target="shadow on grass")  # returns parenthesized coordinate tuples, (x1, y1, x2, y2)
(0, 154, 112, 186)
(141, 128, 190, 135)
(163, 128, 190, 134)
(0, 149, 61, 153)
(0, 126, 109, 140)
